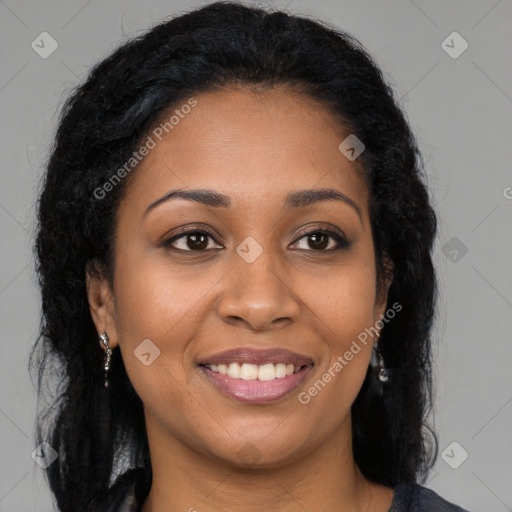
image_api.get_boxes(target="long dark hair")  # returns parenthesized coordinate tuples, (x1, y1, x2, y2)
(30, 1, 438, 510)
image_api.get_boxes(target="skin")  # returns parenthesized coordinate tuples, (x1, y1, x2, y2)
(87, 86, 394, 512)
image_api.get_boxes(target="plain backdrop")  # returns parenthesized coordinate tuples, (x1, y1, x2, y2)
(0, 1, 511, 511)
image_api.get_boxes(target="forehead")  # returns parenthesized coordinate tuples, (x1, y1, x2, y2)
(120, 86, 369, 218)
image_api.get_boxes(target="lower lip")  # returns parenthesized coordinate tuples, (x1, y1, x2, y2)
(199, 364, 313, 404)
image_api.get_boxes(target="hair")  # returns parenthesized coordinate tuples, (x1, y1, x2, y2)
(30, 1, 438, 510)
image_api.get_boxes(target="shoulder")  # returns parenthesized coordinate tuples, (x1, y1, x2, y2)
(389, 481, 471, 512)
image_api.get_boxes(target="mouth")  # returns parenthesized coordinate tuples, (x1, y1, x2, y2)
(197, 347, 314, 404)
(201, 361, 310, 379)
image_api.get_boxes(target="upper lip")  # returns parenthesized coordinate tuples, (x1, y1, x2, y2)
(198, 347, 314, 367)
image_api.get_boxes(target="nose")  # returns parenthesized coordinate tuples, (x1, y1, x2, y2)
(217, 250, 300, 332)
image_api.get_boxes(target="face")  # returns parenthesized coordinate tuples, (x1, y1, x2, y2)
(88, 86, 390, 468)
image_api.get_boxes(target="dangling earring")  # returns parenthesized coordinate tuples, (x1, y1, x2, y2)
(100, 332, 112, 388)
(373, 334, 390, 383)
(376, 344, 390, 383)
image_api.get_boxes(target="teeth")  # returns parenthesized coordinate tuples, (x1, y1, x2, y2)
(241, 363, 258, 380)
(259, 363, 276, 381)
(227, 362, 241, 378)
(205, 362, 305, 380)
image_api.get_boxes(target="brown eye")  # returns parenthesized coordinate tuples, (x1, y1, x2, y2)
(307, 233, 329, 250)
(291, 228, 350, 252)
(184, 233, 209, 250)
(164, 230, 223, 251)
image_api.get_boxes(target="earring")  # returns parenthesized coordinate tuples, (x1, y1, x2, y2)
(373, 334, 390, 383)
(376, 345, 390, 383)
(100, 332, 112, 388)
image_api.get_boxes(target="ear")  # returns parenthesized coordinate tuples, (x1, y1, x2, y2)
(374, 255, 394, 319)
(85, 260, 119, 350)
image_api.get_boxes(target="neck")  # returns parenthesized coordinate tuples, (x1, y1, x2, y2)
(140, 412, 392, 512)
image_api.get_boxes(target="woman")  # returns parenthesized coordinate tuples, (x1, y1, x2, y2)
(30, 1, 471, 511)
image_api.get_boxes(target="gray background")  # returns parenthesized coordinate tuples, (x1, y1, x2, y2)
(1, 0, 511, 510)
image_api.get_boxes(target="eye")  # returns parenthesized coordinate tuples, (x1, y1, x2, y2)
(162, 226, 349, 253)
(163, 229, 223, 252)
(290, 228, 349, 251)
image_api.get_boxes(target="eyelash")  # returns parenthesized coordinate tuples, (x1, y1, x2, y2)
(162, 226, 350, 253)
(293, 227, 350, 251)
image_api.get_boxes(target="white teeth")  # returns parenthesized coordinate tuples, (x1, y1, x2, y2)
(275, 363, 287, 378)
(240, 363, 258, 380)
(258, 363, 276, 381)
(205, 362, 306, 380)
(227, 362, 241, 378)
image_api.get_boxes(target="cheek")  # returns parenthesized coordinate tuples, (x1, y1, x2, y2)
(296, 256, 377, 395)
(113, 242, 220, 340)
(111, 248, 217, 395)
(298, 257, 378, 343)
(111, 257, 209, 426)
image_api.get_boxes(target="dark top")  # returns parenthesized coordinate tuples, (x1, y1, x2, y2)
(389, 481, 470, 512)
(121, 480, 470, 511)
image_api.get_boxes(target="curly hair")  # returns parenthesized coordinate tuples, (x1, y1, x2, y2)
(30, 1, 438, 510)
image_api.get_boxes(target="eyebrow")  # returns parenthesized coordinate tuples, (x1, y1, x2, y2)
(143, 187, 362, 222)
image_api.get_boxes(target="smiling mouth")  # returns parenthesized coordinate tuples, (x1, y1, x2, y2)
(201, 362, 309, 380)
(198, 362, 314, 403)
